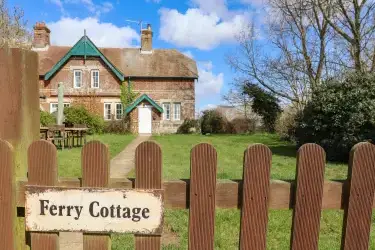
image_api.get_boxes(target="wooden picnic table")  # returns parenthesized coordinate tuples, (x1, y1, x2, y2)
(40, 127, 89, 147)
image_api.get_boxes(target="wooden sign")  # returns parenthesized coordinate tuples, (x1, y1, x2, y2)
(25, 186, 164, 235)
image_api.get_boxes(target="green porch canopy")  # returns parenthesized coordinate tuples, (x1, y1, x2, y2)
(125, 94, 163, 115)
(44, 35, 125, 81)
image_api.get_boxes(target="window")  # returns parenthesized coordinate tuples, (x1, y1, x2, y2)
(91, 70, 100, 88)
(74, 70, 82, 88)
(173, 103, 181, 121)
(104, 103, 112, 120)
(116, 103, 123, 120)
(163, 103, 171, 120)
(50, 103, 70, 114)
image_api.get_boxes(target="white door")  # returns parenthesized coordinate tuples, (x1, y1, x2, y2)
(138, 106, 152, 134)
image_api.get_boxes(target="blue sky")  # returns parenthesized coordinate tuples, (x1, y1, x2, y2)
(8, 0, 263, 110)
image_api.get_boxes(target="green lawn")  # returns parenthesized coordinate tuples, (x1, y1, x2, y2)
(57, 133, 375, 249)
(58, 134, 135, 177)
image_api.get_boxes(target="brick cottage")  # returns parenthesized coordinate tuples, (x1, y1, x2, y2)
(33, 22, 198, 134)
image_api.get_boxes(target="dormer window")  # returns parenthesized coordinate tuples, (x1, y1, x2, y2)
(74, 70, 82, 88)
(91, 70, 100, 88)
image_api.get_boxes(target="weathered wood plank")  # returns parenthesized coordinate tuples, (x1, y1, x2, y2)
(0, 140, 16, 250)
(291, 144, 326, 250)
(188, 143, 217, 250)
(28, 140, 59, 250)
(135, 141, 163, 250)
(16, 179, 354, 209)
(82, 141, 110, 250)
(239, 144, 272, 250)
(341, 143, 375, 250)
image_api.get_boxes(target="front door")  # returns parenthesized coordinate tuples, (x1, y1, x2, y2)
(138, 106, 152, 134)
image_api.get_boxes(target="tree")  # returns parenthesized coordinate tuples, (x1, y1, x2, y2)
(243, 82, 281, 132)
(0, 0, 31, 48)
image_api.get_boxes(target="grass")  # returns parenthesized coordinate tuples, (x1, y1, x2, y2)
(57, 133, 374, 249)
(58, 133, 135, 177)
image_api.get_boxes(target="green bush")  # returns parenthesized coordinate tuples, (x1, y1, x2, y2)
(201, 110, 233, 134)
(40, 111, 55, 126)
(64, 106, 105, 134)
(276, 106, 299, 141)
(230, 118, 256, 134)
(104, 117, 131, 134)
(295, 73, 375, 161)
(177, 119, 200, 134)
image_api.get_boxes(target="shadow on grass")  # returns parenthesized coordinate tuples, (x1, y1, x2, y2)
(269, 145, 297, 158)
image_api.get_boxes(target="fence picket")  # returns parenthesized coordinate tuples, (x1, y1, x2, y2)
(239, 144, 272, 250)
(291, 143, 326, 250)
(82, 141, 111, 250)
(341, 142, 375, 250)
(135, 141, 162, 250)
(0, 140, 16, 250)
(28, 140, 59, 250)
(188, 143, 217, 250)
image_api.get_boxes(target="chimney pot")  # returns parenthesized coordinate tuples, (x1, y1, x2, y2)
(141, 24, 153, 52)
(33, 22, 51, 48)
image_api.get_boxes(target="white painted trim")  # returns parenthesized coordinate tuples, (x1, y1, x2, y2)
(73, 70, 82, 89)
(91, 69, 100, 89)
(115, 103, 123, 120)
(173, 103, 181, 121)
(140, 50, 153, 54)
(49, 102, 71, 113)
(104, 102, 112, 121)
(32, 45, 50, 51)
(162, 103, 171, 120)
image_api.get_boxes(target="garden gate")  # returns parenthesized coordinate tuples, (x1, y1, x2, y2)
(1, 139, 375, 250)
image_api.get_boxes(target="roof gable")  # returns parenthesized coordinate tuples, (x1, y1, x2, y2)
(44, 36, 125, 81)
(125, 94, 163, 114)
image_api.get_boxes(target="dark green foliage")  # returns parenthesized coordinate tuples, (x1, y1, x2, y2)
(177, 119, 200, 134)
(243, 83, 281, 132)
(201, 110, 233, 134)
(295, 73, 375, 161)
(40, 111, 55, 126)
(231, 118, 256, 134)
(64, 106, 105, 134)
(104, 117, 131, 134)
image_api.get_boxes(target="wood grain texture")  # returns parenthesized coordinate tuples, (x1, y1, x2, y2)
(81, 141, 111, 250)
(291, 143, 326, 250)
(135, 141, 162, 250)
(239, 144, 272, 250)
(0, 140, 16, 250)
(188, 143, 217, 250)
(28, 140, 59, 250)
(341, 142, 375, 250)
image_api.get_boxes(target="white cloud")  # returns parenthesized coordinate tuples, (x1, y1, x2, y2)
(240, 0, 265, 6)
(182, 50, 194, 59)
(190, 0, 230, 19)
(196, 61, 224, 96)
(50, 0, 114, 16)
(159, 8, 247, 50)
(47, 17, 140, 47)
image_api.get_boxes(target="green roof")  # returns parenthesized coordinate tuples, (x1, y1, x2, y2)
(44, 35, 125, 81)
(125, 94, 163, 114)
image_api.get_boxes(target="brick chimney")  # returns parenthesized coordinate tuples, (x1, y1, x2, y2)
(33, 22, 51, 48)
(141, 24, 153, 53)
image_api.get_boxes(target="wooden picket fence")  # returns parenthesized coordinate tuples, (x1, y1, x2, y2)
(1, 139, 375, 249)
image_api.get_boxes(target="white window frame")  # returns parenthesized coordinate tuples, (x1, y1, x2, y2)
(91, 69, 100, 88)
(73, 70, 82, 89)
(104, 103, 112, 120)
(115, 103, 123, 120)
(163, 103, 171, 120)
(50, 103, 70, 114)
(173, 103, 181, 121)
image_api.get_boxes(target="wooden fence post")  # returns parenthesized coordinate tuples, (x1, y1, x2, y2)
(0, 140, 16, 250)
(341, 142, 375, 250)
(239, 144, 272, 250)
(188, 143, 217, 250)
(135, 141, 162, 250)
(290, 143, 326, 250)
(28, 140, 59, 250)
(82, 141, 111, 250)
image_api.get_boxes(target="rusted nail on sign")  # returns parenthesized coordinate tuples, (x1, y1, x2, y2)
(25, 186, 164, 235)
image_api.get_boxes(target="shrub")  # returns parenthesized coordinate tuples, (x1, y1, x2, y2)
(276, 106, 299, 141)
(177, 119, 200, 134)
(295, 73, 375, 161)
(230, 118, 256, 134)
(40, 111, 55, 126)
(64, 106, 105, 134)
(201, 110, 233, 134)
(104, 117, 131, 134)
